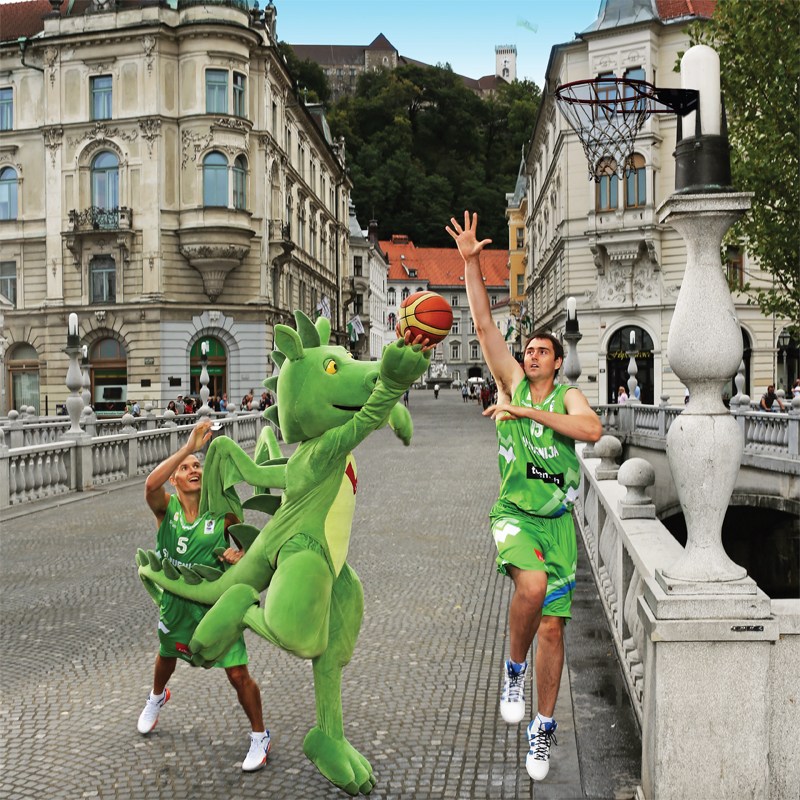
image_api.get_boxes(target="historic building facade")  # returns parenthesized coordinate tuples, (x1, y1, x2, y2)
(0, 0, 352, 415)
(345, 204, 388, 361)
(382, 235, 509, 385)
(524, 0, 795, 405)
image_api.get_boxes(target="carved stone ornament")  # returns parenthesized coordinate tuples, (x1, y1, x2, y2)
(632, 261, 660, 304)
(42, 127, 63, 168)
(43, 46, 59, 88)
(68, 122, 137, 150)
(179, 244, 251, 302)
(138, 118, 161, 159)
(94, 310, 106, 324)
(141, 35, 156, 75)
(598, 262, 629, 305)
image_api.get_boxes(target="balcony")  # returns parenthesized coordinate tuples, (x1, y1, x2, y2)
(268, 219, 294, 271)
(63, 206, 134, 269)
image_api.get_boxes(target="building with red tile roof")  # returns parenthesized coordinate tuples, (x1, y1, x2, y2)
(381, 235, 509, 384)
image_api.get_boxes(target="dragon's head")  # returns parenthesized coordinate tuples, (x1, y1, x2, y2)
(263, 310, 382, 444)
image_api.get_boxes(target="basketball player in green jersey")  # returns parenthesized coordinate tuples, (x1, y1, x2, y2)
(447, 211, 602, 782)
(140, 418, 271, 773)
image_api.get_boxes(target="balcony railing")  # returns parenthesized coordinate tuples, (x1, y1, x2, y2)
(177, 0, 249, 9)
(269, 219, 291, 241)
(68, 206, 132, 232)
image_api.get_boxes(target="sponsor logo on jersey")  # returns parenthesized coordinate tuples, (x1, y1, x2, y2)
(535, 549, 545, 563)
(175, 642, 191, 655)
(173, 511, 179, 522)
(203, 519, 215, 535)
(526, 463, 565, 487)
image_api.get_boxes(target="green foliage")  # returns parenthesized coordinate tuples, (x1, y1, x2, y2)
(679, 0, 799, 334)
(328, 64, 541, 248)
(278, 42, 331, 106)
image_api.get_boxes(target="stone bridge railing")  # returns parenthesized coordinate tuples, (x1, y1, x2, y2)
(595, 402, 800, 463)
(574, 441, 799, 800)
(0, 408, 272, 509)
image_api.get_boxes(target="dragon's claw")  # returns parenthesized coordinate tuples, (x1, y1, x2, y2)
(303, 728, 375, 795)
(193, 565, 223, 581)
(147, 550, 163, 572)
(177, 565, 203, 585)
(136, 548, 148, 567)
(162, 559, 180, 580)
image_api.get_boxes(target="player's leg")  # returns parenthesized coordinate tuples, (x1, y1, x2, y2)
(526, 514, 577, 781)
(225, 664, 272, 773)
(491, 515, 548, 726)
(138, 655, 176, 734)
(303, 562, 375, 796)
(153, 653, 176, 695)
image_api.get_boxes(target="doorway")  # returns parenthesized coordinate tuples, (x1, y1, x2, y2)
(190, 337, 227, 398)
(605, 325, 655, 404)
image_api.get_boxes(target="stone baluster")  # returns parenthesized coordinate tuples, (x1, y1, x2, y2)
(0, 428, 8, 508)
(144, 403, 157, 431)
(6, 410, 23, 448)
(198, 343, 211, 416)
(62, 314, 85, 437)
(626, 331, 640, 404)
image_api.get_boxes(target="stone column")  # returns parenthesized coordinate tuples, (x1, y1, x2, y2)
(60, 315, 85, 438)
(562, 296, 582, 387)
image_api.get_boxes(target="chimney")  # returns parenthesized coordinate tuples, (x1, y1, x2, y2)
(368, 219, 379, 246)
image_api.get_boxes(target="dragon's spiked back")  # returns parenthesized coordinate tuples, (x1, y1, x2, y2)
(267, 310, 380, 444)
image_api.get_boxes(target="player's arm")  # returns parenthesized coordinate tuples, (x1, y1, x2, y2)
(144, 419, 212, 524)
(220, 512, 244, 564)
(447, 211, 524, 397)
(484, 388, 603, 443)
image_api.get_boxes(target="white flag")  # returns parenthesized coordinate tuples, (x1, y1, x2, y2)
(350, 315, 365, 336)
(316, 295, 331, 320)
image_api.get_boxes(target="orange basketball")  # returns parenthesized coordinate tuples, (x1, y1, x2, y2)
(398, 291, 453, 344)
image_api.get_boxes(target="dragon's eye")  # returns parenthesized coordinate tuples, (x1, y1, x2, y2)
(324, 359, 338, 375)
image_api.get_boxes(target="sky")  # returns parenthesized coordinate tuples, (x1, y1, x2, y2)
(276, 0, 602, 88)
(0, 0, 604, 89)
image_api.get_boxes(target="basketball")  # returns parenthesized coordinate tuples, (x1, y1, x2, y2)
(398, 291, 453, 345)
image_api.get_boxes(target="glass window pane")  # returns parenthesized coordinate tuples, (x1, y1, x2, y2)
(0, 89, 12, 131)
(638, 168, 646, 205)
(610, 175, 618, 208)
(627, 172, 635, 207)
(599, 178, 607, 209)
(13, 371, 40, 414)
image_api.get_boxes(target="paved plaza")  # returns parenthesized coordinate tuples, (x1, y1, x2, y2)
(1, 391, 639, 800)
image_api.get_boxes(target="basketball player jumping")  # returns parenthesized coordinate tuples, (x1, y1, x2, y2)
(447, 211, 602, 781)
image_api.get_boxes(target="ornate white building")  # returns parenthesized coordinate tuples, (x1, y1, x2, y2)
(524, 0, 794, 405)
(0, 0, 351, 415)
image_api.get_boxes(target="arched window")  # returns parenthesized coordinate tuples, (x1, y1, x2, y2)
(233, 155, 246, 210)
(90, 338, 127, 416)
(387, 287, 396, 305)
(401, 287, 409, 301)
(91, 152, 119, 212)
(0, 167, 17, 220)
(8, 343, 39, 414)
(625, 154, 646, 208)
(596, 158, 618, 211)
(203, 152, 228, 207)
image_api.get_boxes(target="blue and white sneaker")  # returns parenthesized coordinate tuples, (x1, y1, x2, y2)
(500, 660, 527, 724)
(526, 716, 558, 781)
(242, 730, 271, 772)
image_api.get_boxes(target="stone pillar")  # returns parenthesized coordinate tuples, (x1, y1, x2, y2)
(657, 192, 752, 585)
(5, 410, 23, 448)
(81, 347, 92, 409)
(61, 317, 86, 439)
(197, 345, 211, 416)
(0, 428, 9, 509)
(562, 296, 582, 387)
(626, 332, 640, 404)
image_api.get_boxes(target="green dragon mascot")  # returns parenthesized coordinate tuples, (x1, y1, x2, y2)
(135, 311, 430, 795)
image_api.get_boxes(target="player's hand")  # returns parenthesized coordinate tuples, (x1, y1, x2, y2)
(445, 211, 492, 261)
(483, 403, 526, 421)
(218, 547, 243, 564)
(399, 327, 436, 353)
(186, 418, 212, 452)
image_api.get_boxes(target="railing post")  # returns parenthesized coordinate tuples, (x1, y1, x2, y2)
(0, 429, 9, 509)
(122, 414, 138, 478)
(228, 406, 239, 444)
(144, 404, 157, 431)
(6, 410, 23, 448)
(788, 396, 800, 457)
(162, 410, 179, 453)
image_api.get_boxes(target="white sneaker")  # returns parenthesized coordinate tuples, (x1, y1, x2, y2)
(137, 688, 170, 734)
(526, 716, 558, 781)
(242, 731, 271, 772)
(500, 660, 527, 724)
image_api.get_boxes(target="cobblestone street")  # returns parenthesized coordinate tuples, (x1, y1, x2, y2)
(1, 391, 639, 800)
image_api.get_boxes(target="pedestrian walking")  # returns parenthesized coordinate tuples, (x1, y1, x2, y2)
(139, 418, 271, 771)
(434, 384, 440, 399)
(220, 393, 228, 413)
(403, 389, 410, 407)
(448, 211, 601, 783)
(176, 396, 185, 415)
(462, 385, 469, 403)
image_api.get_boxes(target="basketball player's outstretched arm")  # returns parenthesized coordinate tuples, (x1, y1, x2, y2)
(446, 211, 524, 399)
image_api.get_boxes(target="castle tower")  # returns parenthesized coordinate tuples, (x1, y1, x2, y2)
(495, 45, 517, 83)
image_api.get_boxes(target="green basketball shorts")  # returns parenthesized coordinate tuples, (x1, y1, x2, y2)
(490, 505, 578, 620)
(158, 594, 248, 668)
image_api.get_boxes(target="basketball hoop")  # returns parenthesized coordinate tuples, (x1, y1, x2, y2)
(554, 79, 698, 181)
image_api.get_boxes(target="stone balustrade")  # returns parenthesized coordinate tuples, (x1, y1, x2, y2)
(0, 411, 273, 509)
(574, 441, 799, 799)
(594, 402, 800, 461)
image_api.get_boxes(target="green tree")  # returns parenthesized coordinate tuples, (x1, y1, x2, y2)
(278, 42, 331, 105)
(682, 0, 799, 334)
(328, 64, 540, 250)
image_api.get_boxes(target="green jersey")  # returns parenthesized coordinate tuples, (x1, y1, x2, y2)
(491, 381, 581, 519)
